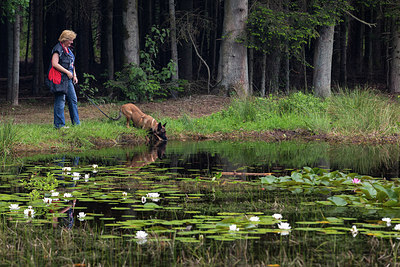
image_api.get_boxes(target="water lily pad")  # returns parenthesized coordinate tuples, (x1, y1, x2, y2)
(175, 237, 200, 243)
(100, 235, 121, 239)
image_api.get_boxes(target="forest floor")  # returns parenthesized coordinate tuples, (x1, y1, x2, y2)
(0, 94, 231, 124)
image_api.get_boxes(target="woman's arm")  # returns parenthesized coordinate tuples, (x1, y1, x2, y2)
(73, 67, 78, 84)
(51, 53, 73, 79)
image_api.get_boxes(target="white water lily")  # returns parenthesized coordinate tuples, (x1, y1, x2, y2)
(24, 206, 35, 218)
(136, 230, 148, 239)
(382, 217, 392, 226)
(122, 192, 128, 197)
(92, 164, 98, 173)
(141, 196, 146, 204)
(146, 192, 160, 202)
(72, 172, 80, 180)
(62, 167, 71, 173)
(77, 212, 86, 221)
(350, 225, 358, 237)
(229, 224, 239, 231)
(84, 174, 90, 182)
(43, 197, 52, 205)
(278, 222, 291, 230)
(280, 230, 291, 236)
(9, 204, 20, 211)
(395, 224, 400, 231)
(249, 216, 260, 222)
(51, 191, 59, 197)
(135, 230, 148, 244)
(277, 222, 291, 235)
(63, 193, 73, 201)
(272, 213, 283, 220)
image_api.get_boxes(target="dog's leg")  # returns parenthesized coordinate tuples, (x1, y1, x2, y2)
(126, 117, 130, 128)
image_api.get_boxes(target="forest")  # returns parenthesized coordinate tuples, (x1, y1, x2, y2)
(0, 0, 400, 105)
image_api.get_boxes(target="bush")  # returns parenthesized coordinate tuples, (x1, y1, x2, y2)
(105, 26, 182, 101)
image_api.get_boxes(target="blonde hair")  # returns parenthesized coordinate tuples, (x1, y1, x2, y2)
(58, 30, 77, 42)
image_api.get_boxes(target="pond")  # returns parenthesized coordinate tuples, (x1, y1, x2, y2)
(2, 140, 400, 265)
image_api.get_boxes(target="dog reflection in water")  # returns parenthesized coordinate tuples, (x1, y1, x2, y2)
(126, 141, 166, 171)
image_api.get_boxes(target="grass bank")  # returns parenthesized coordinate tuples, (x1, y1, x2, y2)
(4, 88, 400, 154)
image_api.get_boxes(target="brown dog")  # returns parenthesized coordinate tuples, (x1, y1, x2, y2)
(113, 103, 167, 141)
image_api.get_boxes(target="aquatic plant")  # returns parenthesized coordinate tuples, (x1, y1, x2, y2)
(3, 150, 400, 266)
(260, 167, 400, 208)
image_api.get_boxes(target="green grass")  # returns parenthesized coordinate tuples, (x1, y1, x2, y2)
(4, 87, 400, 152)
(0, 119, 17, 164)
(327, 88, 400, 134)
(170, 88, 400, 136)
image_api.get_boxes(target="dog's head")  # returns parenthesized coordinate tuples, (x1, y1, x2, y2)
(153, 122, 167, 141)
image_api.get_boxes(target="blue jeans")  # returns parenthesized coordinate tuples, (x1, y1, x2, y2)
(54, 80, 80, 128)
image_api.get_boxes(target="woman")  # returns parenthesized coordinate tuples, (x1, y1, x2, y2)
(48, 30, 80, 129)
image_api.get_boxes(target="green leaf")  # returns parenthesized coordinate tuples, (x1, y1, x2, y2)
(360, 182, 377, 199)
(327, 196, 348, 206)
(260, 175, 276, 184)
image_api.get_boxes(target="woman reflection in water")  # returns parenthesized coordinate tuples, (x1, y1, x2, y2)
(51, 199, 76, 229)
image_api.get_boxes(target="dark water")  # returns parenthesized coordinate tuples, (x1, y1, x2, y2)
(3, 140, 400, 266)
(20, 140, 400, 179)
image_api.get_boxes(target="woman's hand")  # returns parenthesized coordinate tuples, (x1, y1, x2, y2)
(67, 71, 73, 80)
(73, 76, 78, 84)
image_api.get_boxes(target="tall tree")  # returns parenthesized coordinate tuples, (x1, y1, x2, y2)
(217, 0, 249, 97)
(122, 0, 140, 65)
(169, 0, 178, 80)
(32, 0, 44, 95)
(178, 0, 193, 81)
(3, 0, 28, 105)
(104, 0, 114, 80)
(390, 21, 400, 92)
(385, 0, 400, 92)
(313, 25, 335, 98)
(9, 10, 20, 105)
(312, 0, 351, 97)
(168, 0, 178, 98)
(339, 18, 348, 87)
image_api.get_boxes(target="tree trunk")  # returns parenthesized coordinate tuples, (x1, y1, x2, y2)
(24, 0, 31, 75)
(33, 0, 44, 95)
(340, 18, 348, 87)
(169, 0, 178, 80)
(313, 25, 335, 98)
(211, 0, 220, 79)
(285, 51, 289, 94)
(357, 7, 365, 76)
(390, 22, 400, 93)
(267, 49, 281, 94)
(169, 0, 178, 98)
(180, 0, 193, 81)
(217, 0, 249, 97)
(248, 42, 254, 95)
(75, 0, 93, 76)
(122, 0, 140, 66)
(366, 8, 374, 80)
(12, 12, 21, 105)
(103, 0, 114, 81)
(260, 53, 266, 97)
(7, 21, 13, 102)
